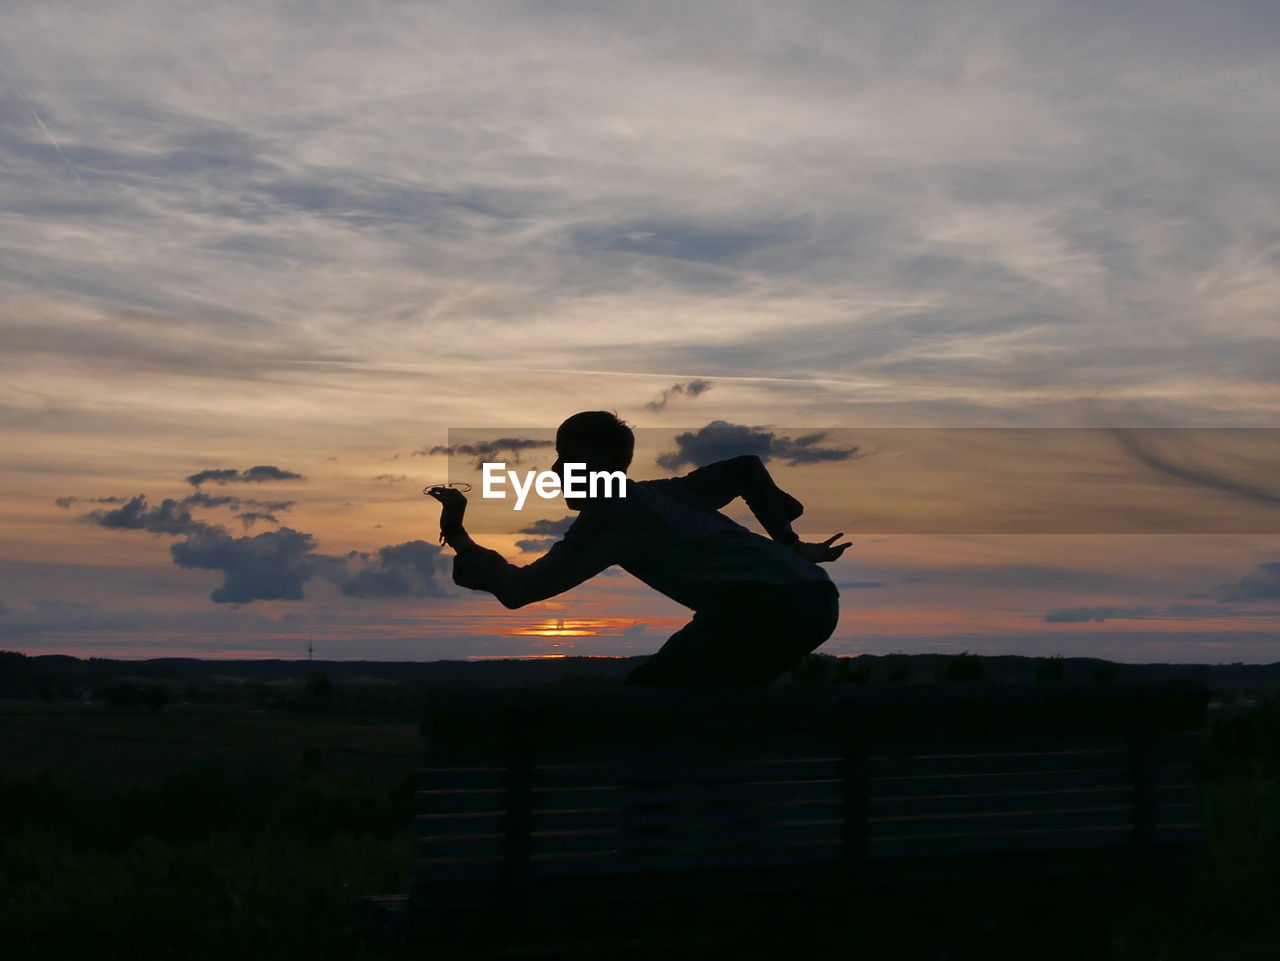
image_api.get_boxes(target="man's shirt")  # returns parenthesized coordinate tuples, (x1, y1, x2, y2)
(452, 455, 832, 611)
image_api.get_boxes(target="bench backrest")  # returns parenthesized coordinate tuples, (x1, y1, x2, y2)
(412, 682, 1206, 900)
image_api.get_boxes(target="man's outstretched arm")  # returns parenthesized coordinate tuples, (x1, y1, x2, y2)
(428, 486, 616, 609)
(675, 454, 805, 542)
(673, 455, 851, 562)
(449, 528, 617, 609)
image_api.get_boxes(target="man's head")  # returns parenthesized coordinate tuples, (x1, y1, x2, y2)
(554, 411, 634, 474)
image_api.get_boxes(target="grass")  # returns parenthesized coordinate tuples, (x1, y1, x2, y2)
(0, 729, 415, 961)
(2, 825, 409, 961)
(1, 697, 1277, 959)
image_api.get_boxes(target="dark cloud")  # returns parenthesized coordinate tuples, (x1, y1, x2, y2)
(331, 540, 450, 598)
(182, 492, 242, 509)
(418, 437, 553, 468)
(1045, 601, 1280, 621)
(70, 469, 316, 603)
(516, 538, 557, 554)
(519, 516, 576, 537)
(54, 495, 128, 509)
(374, 474, 408, 483)
(645, 378, 713, 412)
(657, 421, 860, 471)
(185, 465, 304, 486)
(170, 527, 319, 604)
(246, 498, 294, 513)
(0, 598, 282, 637)
(184, 469, 236, 486)
(237, 511, 279, 529)
(772, 432, 861, 465)
(182, 491, 294, 514)
(0, 599, 9, 616)
(515, 516, 576, 553)
(84, 495, 213, 536)
(1045, 605, 1157, 623)
(69, 473, 450, 603)
(1213, 561, 1280, 602)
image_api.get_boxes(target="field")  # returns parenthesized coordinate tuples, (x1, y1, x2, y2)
(1, 695, 1278, 960)
(0, 702, 416, 961)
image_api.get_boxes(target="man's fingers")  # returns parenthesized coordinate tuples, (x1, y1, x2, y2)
(426, 487, 466, 504)
(821, 532, 845, 546)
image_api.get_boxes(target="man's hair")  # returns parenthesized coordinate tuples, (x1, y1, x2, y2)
(556, 411, 635, 472)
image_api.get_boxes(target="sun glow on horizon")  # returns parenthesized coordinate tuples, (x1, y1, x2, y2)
(510, 617, 599, 637)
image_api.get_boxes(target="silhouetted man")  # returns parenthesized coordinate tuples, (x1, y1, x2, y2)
(428, 411, 848, 686)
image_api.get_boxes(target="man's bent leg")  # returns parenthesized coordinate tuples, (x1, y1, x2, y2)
(624, 609, 727, 687)
(625, 580, 840, 687)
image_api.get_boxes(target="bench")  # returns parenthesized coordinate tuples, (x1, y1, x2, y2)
(358, 680, 1208, 956)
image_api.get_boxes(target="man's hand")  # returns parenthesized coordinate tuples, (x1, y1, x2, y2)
(791, 532, 851, 564)
(425, 485, 468, 541)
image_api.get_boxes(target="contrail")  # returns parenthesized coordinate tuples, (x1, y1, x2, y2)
(0, 59, 95, 201)
(1110, 427, 1280, 508)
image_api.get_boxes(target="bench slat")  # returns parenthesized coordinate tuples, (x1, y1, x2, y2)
(413, 856, 504, 882)
(529, 817, 842, 858)
(868, 750, 1129, 780)
(415, 812, 505, 835)
(418, 767, 506, 791)
(415, 789, 506, 815)
(867, 804, 1131, 839)
(416, 835, 505, 860)
(530, 840, 843, 878)
(533, 757, 842, 788)
(868, 786, 1132, 819)
(533, 778, 843, 810)
(867, 767, 1132, 799)
(530, 798, 843, 834)
(867, 824, 1133, 859)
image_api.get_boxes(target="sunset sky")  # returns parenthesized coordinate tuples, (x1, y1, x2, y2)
(3, 0, 1278, 663)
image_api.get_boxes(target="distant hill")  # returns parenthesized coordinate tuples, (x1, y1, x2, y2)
(3, 649, 1280, 699)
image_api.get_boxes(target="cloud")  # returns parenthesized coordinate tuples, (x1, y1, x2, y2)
(53, 496, 128, 509)
(185, 465, 304, 486)
(331, 540, 450, 598)
(0, 0, 1277, 442)
(170, 526, 319, 604)
(1043, 602, 1280, 622)
(70, 466, 450, 603)
(181, 492, 242, 509)
(515, 515, 575, 554)
(236, 511, 279, 529)
(1044, 605, 1158, 623)
(419, 437, 554, 468)
(245, 498, 294, 512)
(516, 538, 557, 554)
(656, 421, 860, 471)
(182, 492, 294, 512)
(84, 495, 212, 536)
(645, 378, 713, 412)
(79, 490, 295, 537)
(519, 516, 576, 537)
(1213, 561, 1280, 602)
